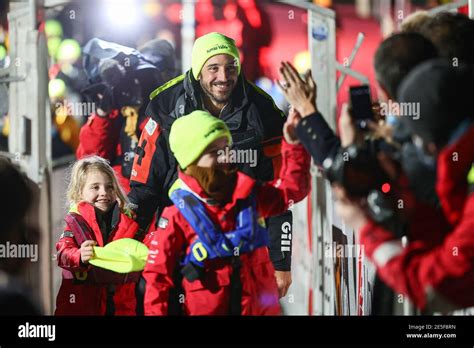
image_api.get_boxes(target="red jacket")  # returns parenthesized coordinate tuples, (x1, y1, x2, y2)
(143, 140, 311, 315)
(76, 110, 148, 193)
(360, 125, 474, 312)
(55, 202, 139, 315)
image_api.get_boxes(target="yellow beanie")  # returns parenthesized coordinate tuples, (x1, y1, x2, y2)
(169, 110, 232, 169)
(191, 32, 241, 80)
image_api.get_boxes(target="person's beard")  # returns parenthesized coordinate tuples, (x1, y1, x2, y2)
(185, 164, 238, 205)
(200, 79, 235, 105)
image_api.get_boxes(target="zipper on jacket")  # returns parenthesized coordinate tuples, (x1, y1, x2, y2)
(219, 103, 230, 119)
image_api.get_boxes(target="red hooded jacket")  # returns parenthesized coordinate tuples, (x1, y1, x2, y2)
(143, 140, 311, 315)
(55, 202, 139, 315)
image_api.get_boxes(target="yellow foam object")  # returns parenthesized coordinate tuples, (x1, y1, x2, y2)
(89, 238, 149, 273)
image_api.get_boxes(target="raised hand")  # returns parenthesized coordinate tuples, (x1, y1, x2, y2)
(283, 106, 302, 145)
(277, 61, 317, 117)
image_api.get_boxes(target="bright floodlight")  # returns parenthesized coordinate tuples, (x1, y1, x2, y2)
(104, 0, 139, 28)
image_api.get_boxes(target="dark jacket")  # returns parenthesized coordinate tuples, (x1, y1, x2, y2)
(129, 71, 292, 270)
(296, 112, 341, 167)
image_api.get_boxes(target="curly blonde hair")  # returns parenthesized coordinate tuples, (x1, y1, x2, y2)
(66, 155, 129, 209)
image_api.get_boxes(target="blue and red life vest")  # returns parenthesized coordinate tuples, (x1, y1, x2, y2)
(169, 187, 269, 278)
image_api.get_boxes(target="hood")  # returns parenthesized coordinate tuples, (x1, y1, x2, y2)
(436, 124, 474, 225)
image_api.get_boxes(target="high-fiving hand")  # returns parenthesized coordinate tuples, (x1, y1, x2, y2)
(277, 61, 318, 117)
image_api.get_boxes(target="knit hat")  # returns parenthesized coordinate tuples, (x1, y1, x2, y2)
(397, 59, 474, 147)
(169, 110, 232, 169)
(89, 238, 149, 273)
(191, 32, 241, 80)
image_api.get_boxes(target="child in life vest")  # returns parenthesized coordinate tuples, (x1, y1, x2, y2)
(143, 110, 311, 315)
(55, 156, 140, 315)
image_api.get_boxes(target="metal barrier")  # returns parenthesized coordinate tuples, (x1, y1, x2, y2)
(6, 0, 54, 314)
(279, 1, 376, 316)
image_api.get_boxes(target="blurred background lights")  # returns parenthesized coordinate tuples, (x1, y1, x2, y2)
(293, 50, 311, 73)
(103, 0, 139, 29)
(381, 183, 391, 194)
(48, 79, 66, 100)
(143, 0, 161, 18)
(56, 39, 81, 64)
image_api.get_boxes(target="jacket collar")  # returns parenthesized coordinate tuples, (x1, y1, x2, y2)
(177, 168, 255, 209)
(70, 202, 121, 246)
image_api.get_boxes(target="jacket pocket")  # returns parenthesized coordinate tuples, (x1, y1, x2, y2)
(183, 262, 231, 292)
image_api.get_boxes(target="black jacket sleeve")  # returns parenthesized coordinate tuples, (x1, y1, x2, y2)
(256, 149, 293, 270)
(251, 88, 294, 272)
(296, 112, 341, 166)
(257, 154, 293, 271)
(267, 210, 293, 271)
(254, 144, 294, 271)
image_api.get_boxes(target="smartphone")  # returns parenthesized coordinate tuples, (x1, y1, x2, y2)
(349, 85, 373, 129)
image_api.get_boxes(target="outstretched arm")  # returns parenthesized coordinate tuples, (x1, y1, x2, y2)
(256, 109, 311, 218)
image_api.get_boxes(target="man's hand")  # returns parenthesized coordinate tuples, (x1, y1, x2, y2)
(277, 61, 317, 117)
(275, 270, 292, 298)
(283, 107, 302, 145)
